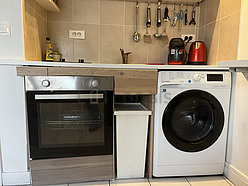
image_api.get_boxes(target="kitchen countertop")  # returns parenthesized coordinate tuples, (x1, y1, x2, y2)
(218, 60, 248, 68)
(0, 60, 228, 70)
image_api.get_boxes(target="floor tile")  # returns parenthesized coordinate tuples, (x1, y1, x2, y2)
(186, 176, 231, 186)
(149, 177, 190, 186)
(110, 179, 149, 186)
(69, 180, 109, 186)
(45, 184, 68, 186)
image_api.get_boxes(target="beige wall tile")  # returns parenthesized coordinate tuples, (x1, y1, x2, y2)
(147, 27, 170, 64)
(24, 1, 45, 61)
(24, 17, 41, 61)
(198, 26, 205, 41)
(199, 0, 207, 27)
(171, 27, 196, 39)
(125, 1, 147, 26)
(100, 0, 124, 25)
(44, 0, 199, 64)
(125, 2, 135, 26)
(34, 1, 45, 18)
(72, 0, 99, 24)
(47, 22, 74, 62)
(35, 12, 47, 60)
(204, 21, 220, 65)
(24, 2, 35, 26)
(48, 0, 73, 22)
(25, 0, 34, 9)
(221, 0, 241, 18)
(205, 0, 221, 24)
(150, 3, 175, 28)
(184, 5, 199, 28)
(24, 24, 37, 61)
(218, 12, 240, 62)
(100, 25, 123, 64)
(34, 12, 45, 60)
(123, 26, 147, 64)
(73, 24, 100, 63)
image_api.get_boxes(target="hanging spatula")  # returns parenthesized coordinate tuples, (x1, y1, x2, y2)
(144, 1, 152, 43)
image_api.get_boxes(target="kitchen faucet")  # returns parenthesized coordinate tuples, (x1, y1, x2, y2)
(120, 48, 132, 64)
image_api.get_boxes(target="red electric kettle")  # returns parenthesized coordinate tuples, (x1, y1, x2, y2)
(188, 41, 206, 65)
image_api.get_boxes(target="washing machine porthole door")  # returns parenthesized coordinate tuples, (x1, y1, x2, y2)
(162, 90, 224, 152)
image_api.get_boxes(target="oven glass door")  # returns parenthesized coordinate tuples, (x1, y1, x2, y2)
(27, 91, 113, 160)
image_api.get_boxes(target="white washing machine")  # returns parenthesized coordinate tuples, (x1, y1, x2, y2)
(153, 70, 231, 177)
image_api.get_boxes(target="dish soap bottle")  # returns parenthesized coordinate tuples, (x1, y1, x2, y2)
(44, 37, 53, 61)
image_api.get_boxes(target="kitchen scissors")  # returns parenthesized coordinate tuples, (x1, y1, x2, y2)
(176, 4, 184, 30)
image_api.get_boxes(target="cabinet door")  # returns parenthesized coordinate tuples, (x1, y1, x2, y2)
(48, 67, 158, 95)
(0, 66, 30, 185)
(16, 67, 48, 76)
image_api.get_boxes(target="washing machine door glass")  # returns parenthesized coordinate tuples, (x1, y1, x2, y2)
(162, 90, 224, 152)
(172, 97, 214, 142)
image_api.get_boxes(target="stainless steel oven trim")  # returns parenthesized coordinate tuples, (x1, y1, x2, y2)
(35, 94, 104, 100)
(25, 76, 114, 91)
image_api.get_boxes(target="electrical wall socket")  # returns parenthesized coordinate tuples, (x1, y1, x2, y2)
(69, 30, 85, 40)
(181, 34, 196, 43)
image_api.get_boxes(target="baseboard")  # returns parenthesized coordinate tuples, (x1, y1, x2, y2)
(2, 171, 31, 185)
(224, 162, 248, 186)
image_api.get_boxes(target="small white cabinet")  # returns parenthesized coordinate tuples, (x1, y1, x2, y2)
(0, 66, 30, 185)
(114, 103, 151, 179)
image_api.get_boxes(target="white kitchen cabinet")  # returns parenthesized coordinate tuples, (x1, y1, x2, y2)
(0, 66, 31, 185)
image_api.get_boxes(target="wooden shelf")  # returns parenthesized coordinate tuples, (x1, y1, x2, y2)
(35, 0, 59, 12)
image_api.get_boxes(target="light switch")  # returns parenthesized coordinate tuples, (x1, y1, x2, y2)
(0, 24, 7, 32)
(0, 22, 10, 36)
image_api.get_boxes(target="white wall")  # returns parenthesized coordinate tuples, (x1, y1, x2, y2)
(0, 139, 2, 185)
(0, 0, 24, 60)
(225, 0, 248, 185)
(237, 0, 248, 60)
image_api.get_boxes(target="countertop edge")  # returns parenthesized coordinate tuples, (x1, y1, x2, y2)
(218, 60, 248, 68)
(0, 60, 229, 70)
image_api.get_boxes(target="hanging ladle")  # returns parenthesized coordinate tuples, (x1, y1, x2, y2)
(154, 1, 162, 38)
(133, 2, 141, 42)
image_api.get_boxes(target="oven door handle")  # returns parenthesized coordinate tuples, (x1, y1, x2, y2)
(35, 94, 104, 100)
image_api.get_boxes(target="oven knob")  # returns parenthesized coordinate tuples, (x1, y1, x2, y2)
(193, 74, 202, 82)
(42, 80, 50, 87)
(91, 80, 99, 88)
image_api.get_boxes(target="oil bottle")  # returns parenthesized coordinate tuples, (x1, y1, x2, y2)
(44, 37, 53, 61)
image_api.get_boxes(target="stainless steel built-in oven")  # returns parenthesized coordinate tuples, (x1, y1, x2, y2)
(25, 76, 114, 185)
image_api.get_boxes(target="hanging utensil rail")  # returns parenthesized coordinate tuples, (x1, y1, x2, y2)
(124, 0, 200, 6)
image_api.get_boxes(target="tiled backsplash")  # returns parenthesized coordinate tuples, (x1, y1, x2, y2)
(47, 0, 199, 64)
(198, 0, 241, 65)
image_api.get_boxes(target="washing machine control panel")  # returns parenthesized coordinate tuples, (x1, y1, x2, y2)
(192, 74, 202, 82)
(159, 71, 231, 88)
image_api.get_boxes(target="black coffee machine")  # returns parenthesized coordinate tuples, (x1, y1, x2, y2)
(168, 38, 186, 65)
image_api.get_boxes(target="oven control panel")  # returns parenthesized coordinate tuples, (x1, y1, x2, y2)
(25, 76, 114, 91)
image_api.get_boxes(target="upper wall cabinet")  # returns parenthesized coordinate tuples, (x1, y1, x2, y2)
(35, 0, 59, 12)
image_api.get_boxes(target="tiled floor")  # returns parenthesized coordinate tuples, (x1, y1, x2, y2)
(51, 176, 234, 186)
